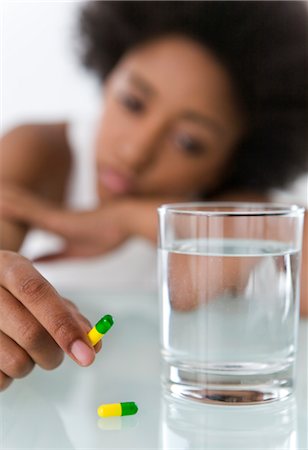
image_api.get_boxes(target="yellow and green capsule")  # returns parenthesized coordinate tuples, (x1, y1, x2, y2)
(87, 314, 114, 346)
(97, 402, 138, 418)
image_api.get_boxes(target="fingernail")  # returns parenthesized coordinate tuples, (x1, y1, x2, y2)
(71, 340, 94, 366)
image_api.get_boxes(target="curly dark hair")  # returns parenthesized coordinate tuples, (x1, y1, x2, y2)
(79, 1, 308, 195)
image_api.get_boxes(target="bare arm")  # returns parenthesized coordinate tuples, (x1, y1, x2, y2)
(127, 190, 271, 244)
(0, 123, 71, 250)
(2, 162, 307, 317)
(128, 191, 308, 316)
(0, 124, 100, 391)
(197, 190, 308, 316)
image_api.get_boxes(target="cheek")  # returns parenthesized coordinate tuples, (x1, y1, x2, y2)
(148, 152, 230, 195)
(143, 162, 206, 195)
(186, 157, 231, 192)
(94, 111, 118, 161)
(95, 125, 107, 160)
(95, 100, 135, 163)
(174, 152, 225, 185)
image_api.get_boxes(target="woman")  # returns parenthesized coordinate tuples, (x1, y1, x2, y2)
(0, 1, 307, 391)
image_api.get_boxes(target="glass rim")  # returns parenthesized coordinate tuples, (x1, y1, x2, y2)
(158, 202, 306, 217)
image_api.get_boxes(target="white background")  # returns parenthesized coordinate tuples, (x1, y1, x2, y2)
(1, 0, 100, 133)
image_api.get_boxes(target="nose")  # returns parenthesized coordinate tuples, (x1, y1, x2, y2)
(115, 117, 164, 173)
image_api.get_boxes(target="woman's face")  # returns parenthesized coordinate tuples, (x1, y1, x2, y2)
(95, 35, 246, 200)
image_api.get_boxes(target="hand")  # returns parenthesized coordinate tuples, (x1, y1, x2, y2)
(0, 251, 100, 391)
(0, 185, 132, 260)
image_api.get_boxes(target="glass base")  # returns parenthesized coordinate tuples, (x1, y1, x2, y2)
(164, 363, 294, 405)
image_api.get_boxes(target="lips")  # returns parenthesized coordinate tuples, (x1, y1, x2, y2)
(99, 167, 135, 195)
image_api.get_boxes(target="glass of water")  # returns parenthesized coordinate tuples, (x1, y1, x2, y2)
(158, 202, 305, 404)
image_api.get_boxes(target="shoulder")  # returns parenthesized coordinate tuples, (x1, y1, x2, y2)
(0, 122, 72, 201)
(1, 122, 72, 182)
(1, 122, 71, 165)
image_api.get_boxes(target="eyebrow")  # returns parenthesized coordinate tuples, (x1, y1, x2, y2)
(181, 111, 225, 137)
(127, 72, 224, 136)
(127, 73, 157, 97)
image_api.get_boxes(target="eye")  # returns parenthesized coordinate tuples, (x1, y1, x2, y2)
(174, 132, 206, 157)
(118, 93, 146, 113)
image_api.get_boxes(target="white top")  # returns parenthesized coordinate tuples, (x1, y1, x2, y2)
(20, 118, 158, 293)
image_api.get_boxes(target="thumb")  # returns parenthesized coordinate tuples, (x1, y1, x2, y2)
(1, 252, 96, 366)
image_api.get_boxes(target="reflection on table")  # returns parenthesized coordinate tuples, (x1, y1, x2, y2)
(160, 394, 297, 449)
(0, 292, 306, 450)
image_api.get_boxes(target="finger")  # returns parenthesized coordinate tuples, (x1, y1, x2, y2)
(1, 188, 51, 224)
(0, 330, 34, 379)
(77, 321, 103, 354)
(0, 287, 63, 370)
(0, 370, 12, 392)
(33, 252, 72, 263)
(1, 189, 72, 238)
(78, 318, 102, 354)
(33, 246, 98, 262)
(62, 298, 79, 313)
(63, 300, 102, 354)
(1, 252, 95, 367)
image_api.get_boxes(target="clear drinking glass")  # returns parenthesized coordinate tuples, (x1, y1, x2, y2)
(158, 202, 305, 404)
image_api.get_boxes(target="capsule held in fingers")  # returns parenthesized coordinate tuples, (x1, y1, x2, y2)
(87, 314, 114, 346)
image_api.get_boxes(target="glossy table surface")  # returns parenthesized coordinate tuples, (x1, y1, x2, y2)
(0, 291, 307, 450)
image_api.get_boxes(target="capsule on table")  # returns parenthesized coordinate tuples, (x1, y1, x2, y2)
(97, 402, 138, 417)
(87, 314, 114, 346)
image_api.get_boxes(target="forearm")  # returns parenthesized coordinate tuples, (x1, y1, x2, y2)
(210, 191, 308, 316)
(124, 192, 272, 245)
(125, 199, 158, 244)
(125, 196, 308, 317)
(0, 123, 71, 250)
